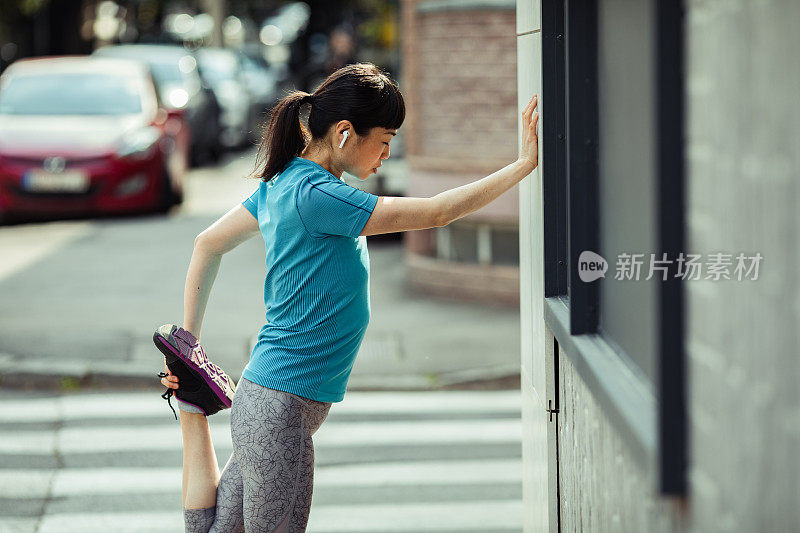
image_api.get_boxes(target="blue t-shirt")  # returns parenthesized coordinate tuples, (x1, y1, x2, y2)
(240, 156, 379, 402)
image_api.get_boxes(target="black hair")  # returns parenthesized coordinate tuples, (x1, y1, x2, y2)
(249, 62, 405, 182)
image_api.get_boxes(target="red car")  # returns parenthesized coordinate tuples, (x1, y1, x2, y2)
(0, 56, 190, 221)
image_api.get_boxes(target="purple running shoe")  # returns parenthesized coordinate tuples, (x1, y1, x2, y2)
(153, 324, 236, 418)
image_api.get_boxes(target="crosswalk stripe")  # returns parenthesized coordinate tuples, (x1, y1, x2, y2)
(1, 459, 521, 498)
(2, 390, 522, 532)
(37, 512, 182, 533)
(0, 517, 39, 533)
(1, 469, 56, 498)
(316, 419, 521, 446)
(308, 500, 523, 531)
(35, 500, 522, 533)
(316, 458, 521, 486)
(0, 418, 520, 455)
(0, 390, 520, 424)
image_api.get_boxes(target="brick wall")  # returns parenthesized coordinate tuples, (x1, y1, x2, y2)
(414, 10, 518, 166)
(400, 0, 520, 305)
(403, 6, 518, 170)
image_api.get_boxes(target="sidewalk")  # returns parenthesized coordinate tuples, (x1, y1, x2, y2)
(0, 240, 520, 392)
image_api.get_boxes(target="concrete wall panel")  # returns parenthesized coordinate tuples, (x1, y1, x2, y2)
(516, 25, 548, 532)
(517, 0, 541, 34)
(558, 355, 685, 532)
(685, 1, 800, 531)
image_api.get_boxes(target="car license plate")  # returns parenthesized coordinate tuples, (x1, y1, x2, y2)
(23, 170, 90, 193)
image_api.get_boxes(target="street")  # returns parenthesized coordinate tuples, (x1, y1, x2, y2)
(0, 149, 269, 381)
(0, 387, 522, 532)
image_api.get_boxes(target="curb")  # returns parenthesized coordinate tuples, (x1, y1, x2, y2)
(0, 356, 521, 393)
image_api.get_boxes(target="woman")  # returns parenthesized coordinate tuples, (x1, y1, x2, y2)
(155, 62, 539, 532)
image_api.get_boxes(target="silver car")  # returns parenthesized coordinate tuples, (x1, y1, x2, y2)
(195, 47, 257, 149)
(93, 44, 222, 166)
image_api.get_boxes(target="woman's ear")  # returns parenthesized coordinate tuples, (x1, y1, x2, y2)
(334, 120, 354, 136)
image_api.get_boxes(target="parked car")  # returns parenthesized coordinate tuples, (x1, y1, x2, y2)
(195, 47, 258, 149)
(93, 44, 222, 166)
(0, 56, 190, 221)
(238, 51, 280, 141)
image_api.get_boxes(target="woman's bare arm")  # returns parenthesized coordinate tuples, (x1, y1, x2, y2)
(432, 158, 535, 227)
(182, 204, 259, 339)
(360, 160, 535, 236)
(360, 94, 539, 237)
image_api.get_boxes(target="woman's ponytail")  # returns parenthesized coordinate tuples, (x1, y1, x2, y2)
(250, 90, 311, 182)
(248, 63, 405, 183)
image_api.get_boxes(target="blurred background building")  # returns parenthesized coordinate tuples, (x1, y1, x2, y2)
(0, 0, 401, 93)
(0, 0, 526, 309)
(400, 0, 520, 306)
(0, 0, 407, 220)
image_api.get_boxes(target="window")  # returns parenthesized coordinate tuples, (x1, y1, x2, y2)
(450, 224, 479, 263)
(491, 227, 520, 266)
(434, 223, 520, 266)
(541, 0, 686, 494)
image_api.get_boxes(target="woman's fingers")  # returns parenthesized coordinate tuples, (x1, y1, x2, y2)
(161, 375, 179, 389)
(522, 94, 534, 117)
(520, 94, 539, 168)
(522, 95, 533, 116)
(526, 97, 539, 136)
(522, 94, 538, 126)
(525, 94, 537, 116)
(161, 359, 179, 389)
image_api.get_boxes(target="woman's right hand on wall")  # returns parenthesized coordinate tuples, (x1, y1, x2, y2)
(520, 94, 539, 170)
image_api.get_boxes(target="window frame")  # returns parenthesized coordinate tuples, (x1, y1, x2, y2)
(540, 0, 687, 494)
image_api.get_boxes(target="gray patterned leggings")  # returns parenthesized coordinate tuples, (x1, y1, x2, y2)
(184, 377, 333, 533)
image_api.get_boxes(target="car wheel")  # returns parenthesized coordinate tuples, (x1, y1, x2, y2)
(189, 145, 203, 168)
(157, 167, 179, 213)
(208, 142, 222, 163)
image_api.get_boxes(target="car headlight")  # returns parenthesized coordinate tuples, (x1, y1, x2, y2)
(168, 88, 190, 108)
(118, 127, 161, 159)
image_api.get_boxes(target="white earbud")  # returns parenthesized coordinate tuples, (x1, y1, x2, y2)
(338, 130, 349, 149)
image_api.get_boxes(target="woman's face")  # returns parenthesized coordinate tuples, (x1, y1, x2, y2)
(348, 127, 396, 180)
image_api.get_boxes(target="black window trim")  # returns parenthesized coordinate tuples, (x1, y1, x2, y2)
(564, 0, 599, 335)
(656, 0, 687, 495)
(542, 0, 567, 298)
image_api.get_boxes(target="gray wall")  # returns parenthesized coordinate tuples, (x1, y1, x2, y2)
(685, 0, 800, 530)
(557, 355, 687, 532)
(519, 0, 800, 531)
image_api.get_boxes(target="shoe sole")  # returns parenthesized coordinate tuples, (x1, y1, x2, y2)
(152, 326, 233, 410)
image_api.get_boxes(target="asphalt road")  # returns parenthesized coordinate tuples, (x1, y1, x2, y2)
(0, 149, 270, 382)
